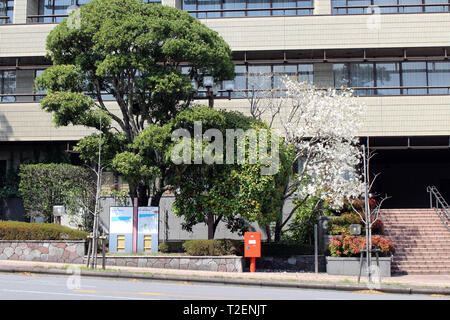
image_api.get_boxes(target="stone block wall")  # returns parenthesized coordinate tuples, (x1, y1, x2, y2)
(0, 240, 86, 264)
(100, 256, 244, 272)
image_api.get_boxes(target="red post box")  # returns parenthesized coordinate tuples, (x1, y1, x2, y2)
(244, 232, 261, 272)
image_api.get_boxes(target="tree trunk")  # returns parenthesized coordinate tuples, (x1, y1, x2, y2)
(207, 212, 214, 239)
(137, 184, 150, 206)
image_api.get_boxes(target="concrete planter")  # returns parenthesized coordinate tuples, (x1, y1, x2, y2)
(326, 256, 392, 277)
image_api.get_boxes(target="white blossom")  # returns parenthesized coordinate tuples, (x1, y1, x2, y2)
(276, 78, 366, 208)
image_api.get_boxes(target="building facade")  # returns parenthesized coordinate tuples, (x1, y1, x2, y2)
(0, 0, 449, 212)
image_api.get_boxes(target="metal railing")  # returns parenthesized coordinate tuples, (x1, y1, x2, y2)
(427, 185, 450, 231)
(0, 16, 10, 24)
(27, 14, 69, 23)
(333, 3, 450, 14)
(1, 85, 450, 102)
(186, 6, 314, 17)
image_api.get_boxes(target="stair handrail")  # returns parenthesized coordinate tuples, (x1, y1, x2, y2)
(426, 186, 450, 232)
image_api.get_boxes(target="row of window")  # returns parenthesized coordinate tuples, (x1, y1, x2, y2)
(182, 0, 314, 18)
(332, 0, 450, 15)
(3, 0, 450, 24)
(1, 61, 449, 102)
(194, 61, 450, 98)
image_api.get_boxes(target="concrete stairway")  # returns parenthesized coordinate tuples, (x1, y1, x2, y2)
(380, 209, 450, 275)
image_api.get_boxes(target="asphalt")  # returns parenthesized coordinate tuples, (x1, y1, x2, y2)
(1, 259, 450, 296)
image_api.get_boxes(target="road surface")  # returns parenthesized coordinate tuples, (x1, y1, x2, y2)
(0, 271, 447, 300)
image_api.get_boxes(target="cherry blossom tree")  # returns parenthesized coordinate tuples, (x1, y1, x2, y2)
(253, 78, 366, 241)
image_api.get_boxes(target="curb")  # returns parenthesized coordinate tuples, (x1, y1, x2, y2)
(0, 265, 449, 296)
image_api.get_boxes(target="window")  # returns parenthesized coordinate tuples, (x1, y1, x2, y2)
(376, 63, 401, 95)
(183, 0, 313, 18)
(401, 62, 427, 95)
(427, 61, 450, 94)
(37, 0, 86, 23)
(0, 0, 13, 24)
(34, 70, 47, 102)
(0, 71, 16, 103)
(332, 0, 450, 14)
(34, 0, 157, 23)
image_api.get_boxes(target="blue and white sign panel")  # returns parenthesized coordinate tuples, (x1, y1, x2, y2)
(138, 207, 158, 234)
(110, 206, 133, 234)
(109, 206, 133, 253)
(137, 206, 159, 253)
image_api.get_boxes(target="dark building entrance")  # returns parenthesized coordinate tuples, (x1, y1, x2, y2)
(368, 137, 450, 208)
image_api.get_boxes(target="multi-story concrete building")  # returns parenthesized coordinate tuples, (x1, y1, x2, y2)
(0, 0, 449, 272)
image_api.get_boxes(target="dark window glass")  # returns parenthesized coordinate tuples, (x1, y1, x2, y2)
(0, 71, 16, 103)
(427, 61, 450, 94)
(34, 70, 46, 102)
(232, 65, 247, 98)
(0, 0, 13, 24)
(197, 0, 221, 18)
(272, 0, 297, 16)
(374, 0, 398, 14)
(376, 63, 400, 95)
(402, 62, 427, 95)
(223, 0, 246, 17)
(247, 0, 271, 17)
(424, 0, 449, 12)
(350, 63, 374, 96)
(333, 63, 350, 88)
(248, 65, 272, 97)
(298, 64, 313, 83)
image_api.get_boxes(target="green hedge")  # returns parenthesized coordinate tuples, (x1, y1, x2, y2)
(261, 243, 314, 257)
(182, 239, 243, 256)
(158, 241, 185, 253)
(0, 221, 88, 241)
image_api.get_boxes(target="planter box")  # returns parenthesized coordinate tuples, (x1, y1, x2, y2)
(326, 256, 392, 277)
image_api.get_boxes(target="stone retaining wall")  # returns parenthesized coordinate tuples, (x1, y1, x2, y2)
(0, 240, 85, 264)
(99, 255, 244, 272)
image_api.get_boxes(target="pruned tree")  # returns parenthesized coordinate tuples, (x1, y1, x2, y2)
(35, 0, 235, 207)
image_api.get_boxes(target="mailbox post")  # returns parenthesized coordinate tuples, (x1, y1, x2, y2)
(244, 232, 261, 272)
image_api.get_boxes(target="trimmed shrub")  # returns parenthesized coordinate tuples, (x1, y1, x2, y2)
(327, 213, 384, 235)
(261, 243, 314, 257)
(0, 221, 88, 240)
(329, 234, 394, 257)
(158, 241, 185, 253)
(182, 239, 242, 256)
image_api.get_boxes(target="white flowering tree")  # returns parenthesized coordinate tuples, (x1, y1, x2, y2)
(252, 78, 366, 241)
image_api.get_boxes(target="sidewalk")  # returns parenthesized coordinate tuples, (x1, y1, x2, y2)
(1, 259, 450, 295)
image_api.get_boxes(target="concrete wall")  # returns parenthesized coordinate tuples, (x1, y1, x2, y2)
(0, 240, 86, 263)
(2, 2, 450, 55)
(1, 95, 449, 142)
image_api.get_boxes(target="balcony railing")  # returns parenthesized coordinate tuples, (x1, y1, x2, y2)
(333, 3, 450, 14)
(186, 6, 314, 18)
(0, 16, 10, 24)
(27, 14, 70, 23)
(1, 86, 450, 103)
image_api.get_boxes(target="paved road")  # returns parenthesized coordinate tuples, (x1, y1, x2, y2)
(0, 272, 448, 300)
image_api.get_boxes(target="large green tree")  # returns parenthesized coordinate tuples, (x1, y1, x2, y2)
(35, 0, 234, 206)
(169, 106, 293, 239)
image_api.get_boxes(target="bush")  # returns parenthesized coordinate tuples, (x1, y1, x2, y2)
(327, 213, 384, 235)
(158, 241, 185, 253)
(329, 234, 394, 257)
(0, 221, 88, 240)
(261, 243, 314, 257)
(182, 239, 242, 256)
(18, 163, 96, 229)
